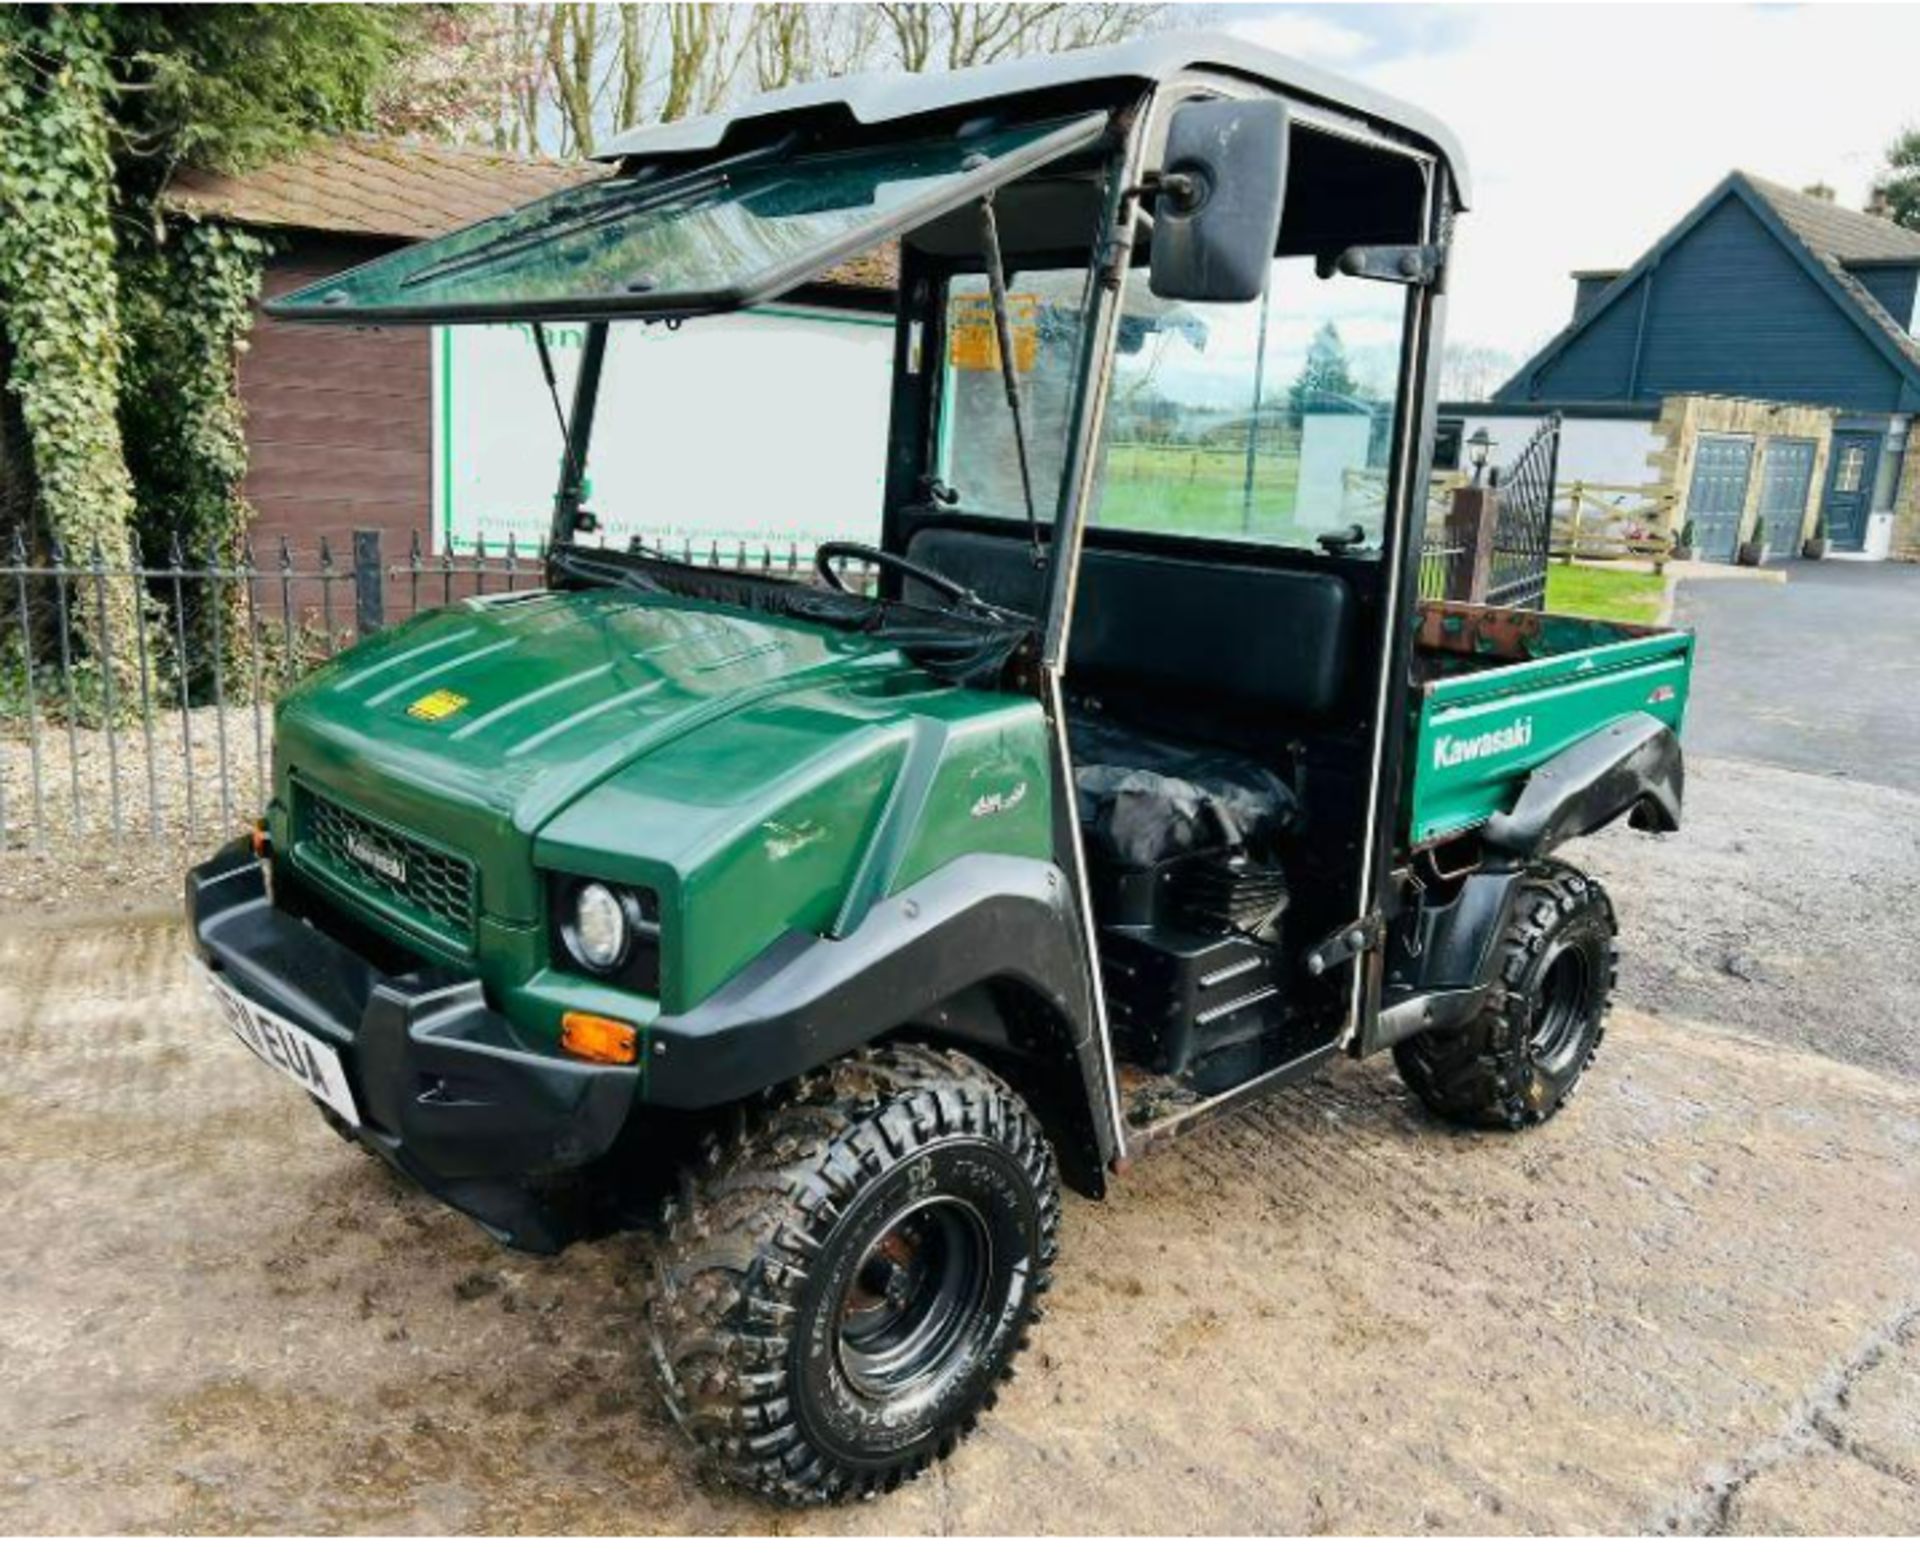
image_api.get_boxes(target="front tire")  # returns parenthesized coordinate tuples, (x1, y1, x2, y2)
(646, 1045, 1060, 1504)
(1394, 862, 1617, 1129)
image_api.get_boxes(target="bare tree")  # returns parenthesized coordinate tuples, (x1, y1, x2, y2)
(615, 4, 648, 130)
(660, 4, 761, 123)
(435, 2, 1166, 158)
(1440, 343, 1519, 403)
(880, 3, 1163, 72)
(755, 5, 882, 92)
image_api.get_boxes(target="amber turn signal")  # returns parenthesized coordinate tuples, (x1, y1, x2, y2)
(560, 1011, 638, 1065)
(250, 819, 271, 858)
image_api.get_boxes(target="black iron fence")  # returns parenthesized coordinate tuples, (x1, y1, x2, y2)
(1484, 412, 1562, 610)
(0, 528, 885, 853)
(5, 521, 1465, 853)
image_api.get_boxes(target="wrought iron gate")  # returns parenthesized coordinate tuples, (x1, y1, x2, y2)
(1486, 411, 1561, 609)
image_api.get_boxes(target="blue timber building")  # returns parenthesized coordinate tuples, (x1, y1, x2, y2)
(1492, 172, 1920, 561)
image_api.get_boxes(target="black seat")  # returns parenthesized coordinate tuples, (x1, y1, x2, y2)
(1068, 709, 1296, 869)
(904, 526, 1358, 735)
(902, 524, 1340, 866)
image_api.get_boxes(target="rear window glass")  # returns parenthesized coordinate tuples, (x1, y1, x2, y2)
(273, 116, 1100, 322)
(938, 259, 1411, 553)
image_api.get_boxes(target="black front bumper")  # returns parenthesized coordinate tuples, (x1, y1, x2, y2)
(187, 842, 638, 1253)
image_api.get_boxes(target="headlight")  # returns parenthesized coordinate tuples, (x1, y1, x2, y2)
(569, 882, 631, 971)
(551, 875, 662, 993)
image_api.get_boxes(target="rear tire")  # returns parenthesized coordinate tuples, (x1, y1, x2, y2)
(646, 1044, 1060, 1504)
(1394, 862, 1617, 1129)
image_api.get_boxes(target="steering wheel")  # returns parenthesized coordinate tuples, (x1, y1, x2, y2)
(814, 541, 1011, 618)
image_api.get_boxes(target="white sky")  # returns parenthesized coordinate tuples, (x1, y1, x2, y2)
(1217, 2, 1920, 362)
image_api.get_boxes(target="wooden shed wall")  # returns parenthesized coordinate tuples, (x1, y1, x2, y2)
(1503, 195, 1908, 413)
(243, 234, 430, 582)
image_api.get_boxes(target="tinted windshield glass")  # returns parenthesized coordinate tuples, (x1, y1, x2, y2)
(272, 115, 1103, 323)
(938, 258, 1411, 552)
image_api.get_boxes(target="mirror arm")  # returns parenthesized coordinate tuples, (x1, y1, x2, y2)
(1322, 243, 1447, 286)
(1125, 170, 1201, 211)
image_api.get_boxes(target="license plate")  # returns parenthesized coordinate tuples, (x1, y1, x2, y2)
(191, 959, 362, 1128)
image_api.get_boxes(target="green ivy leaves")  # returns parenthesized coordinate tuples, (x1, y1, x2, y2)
(0, 11, 141, 588)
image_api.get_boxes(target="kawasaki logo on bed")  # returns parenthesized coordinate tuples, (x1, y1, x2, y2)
(344, 828, 408, 887)
(1433, 716, 1535, 771)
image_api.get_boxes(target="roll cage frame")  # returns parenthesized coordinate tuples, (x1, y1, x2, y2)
(537, 72, 1455, 1155)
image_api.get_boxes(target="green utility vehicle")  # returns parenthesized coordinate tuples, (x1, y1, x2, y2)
(188, 36, 1691, 1503)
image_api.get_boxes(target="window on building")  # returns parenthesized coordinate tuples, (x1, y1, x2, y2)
(1833, 443, 1869, 494)
(1872, 423, 1909, 512)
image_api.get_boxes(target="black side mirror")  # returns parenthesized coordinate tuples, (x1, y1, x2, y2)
(1148, 99, 1289, 304)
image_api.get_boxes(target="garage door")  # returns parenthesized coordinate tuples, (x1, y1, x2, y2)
(1685, 435, 1753, 562)
(1757, 439, 1817, 557)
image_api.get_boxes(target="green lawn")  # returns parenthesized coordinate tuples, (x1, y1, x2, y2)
(1099, 442, 1308, 542)
(1544, 562, 1667, 624)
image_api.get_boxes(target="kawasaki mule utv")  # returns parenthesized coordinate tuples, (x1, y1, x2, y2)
(187, 34, 1692, 1503)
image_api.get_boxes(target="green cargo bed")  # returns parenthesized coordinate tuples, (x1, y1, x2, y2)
(1406, 601, 1694, 846)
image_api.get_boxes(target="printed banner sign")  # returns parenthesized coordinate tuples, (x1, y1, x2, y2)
(431, 307, 893, 556)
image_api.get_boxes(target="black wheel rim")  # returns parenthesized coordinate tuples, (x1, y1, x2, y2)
(1530, 942, 1593, 1073)
(835, 1197, 991, 1403)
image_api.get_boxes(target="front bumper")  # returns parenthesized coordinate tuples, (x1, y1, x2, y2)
(186, 841, 638, 1253)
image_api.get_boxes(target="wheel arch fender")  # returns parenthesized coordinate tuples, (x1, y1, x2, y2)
(1481, 711, 1683, 860)
(644, 853, 1116, 1194)
(1378, 863, 1531, 1050)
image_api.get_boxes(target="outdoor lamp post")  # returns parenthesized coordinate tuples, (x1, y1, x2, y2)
(1467, 426, 1496, 485)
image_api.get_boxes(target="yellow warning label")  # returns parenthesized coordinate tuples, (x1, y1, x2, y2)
(406, 689, 469, 722)
(948, 293, 1039, 373)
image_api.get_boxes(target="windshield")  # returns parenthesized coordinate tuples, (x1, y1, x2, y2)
(937, 258, 1411, 552)
(271, 114, 1105, 324)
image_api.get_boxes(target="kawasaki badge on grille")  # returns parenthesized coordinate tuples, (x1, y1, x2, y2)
(343, 828, 408, 886)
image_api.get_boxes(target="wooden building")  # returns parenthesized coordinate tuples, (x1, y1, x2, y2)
(1490, 172, 1920, 561)
(162, 136, 896, 572)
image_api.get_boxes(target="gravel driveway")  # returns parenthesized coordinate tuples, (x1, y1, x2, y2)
(1569, 561, 1920, 1081)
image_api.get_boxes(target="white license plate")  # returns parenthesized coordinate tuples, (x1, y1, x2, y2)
(192, 959, 362, 1128)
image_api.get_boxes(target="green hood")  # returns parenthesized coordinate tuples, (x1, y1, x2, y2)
(276, 590, 908, 913)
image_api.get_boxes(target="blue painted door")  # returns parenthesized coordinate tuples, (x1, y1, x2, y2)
(1757, 438, 1817, 556)
(1822, 431, 1880, 551)
(1685, 435, 1753, 562)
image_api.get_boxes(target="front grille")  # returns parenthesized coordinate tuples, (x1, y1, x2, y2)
(298, 785, 476, 943)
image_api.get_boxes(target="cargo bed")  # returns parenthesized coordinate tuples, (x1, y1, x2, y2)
(1406, 601, 1694, 846)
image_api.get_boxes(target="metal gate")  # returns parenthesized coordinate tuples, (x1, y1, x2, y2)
(1757, 438, 1816, 557)
(1685, 435, 1754, 562)
(1486, 411, 1560, 609)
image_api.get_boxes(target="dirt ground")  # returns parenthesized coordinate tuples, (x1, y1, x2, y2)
(6, 562, 1920, 1532)
(3, 908, 1919, 1535)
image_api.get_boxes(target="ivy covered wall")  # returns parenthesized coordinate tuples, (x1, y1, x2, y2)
(0, 5, 413, 673)
(0, 12, 142, 590)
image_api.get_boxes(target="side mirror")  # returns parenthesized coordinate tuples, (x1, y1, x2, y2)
(1148, 99, 1289, 304)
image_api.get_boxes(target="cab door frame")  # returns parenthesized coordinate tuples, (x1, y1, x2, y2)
(1031, 80, 1454, 1138)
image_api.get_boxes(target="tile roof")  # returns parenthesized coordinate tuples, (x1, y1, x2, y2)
(161, 134, 898, 295)
(163, 136, 603, 241)
(1741, 172, 1920, 264)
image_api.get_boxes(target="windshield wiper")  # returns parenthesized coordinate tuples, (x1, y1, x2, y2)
(401, 133, 802, 293)
(976, 192, 1045, 567)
